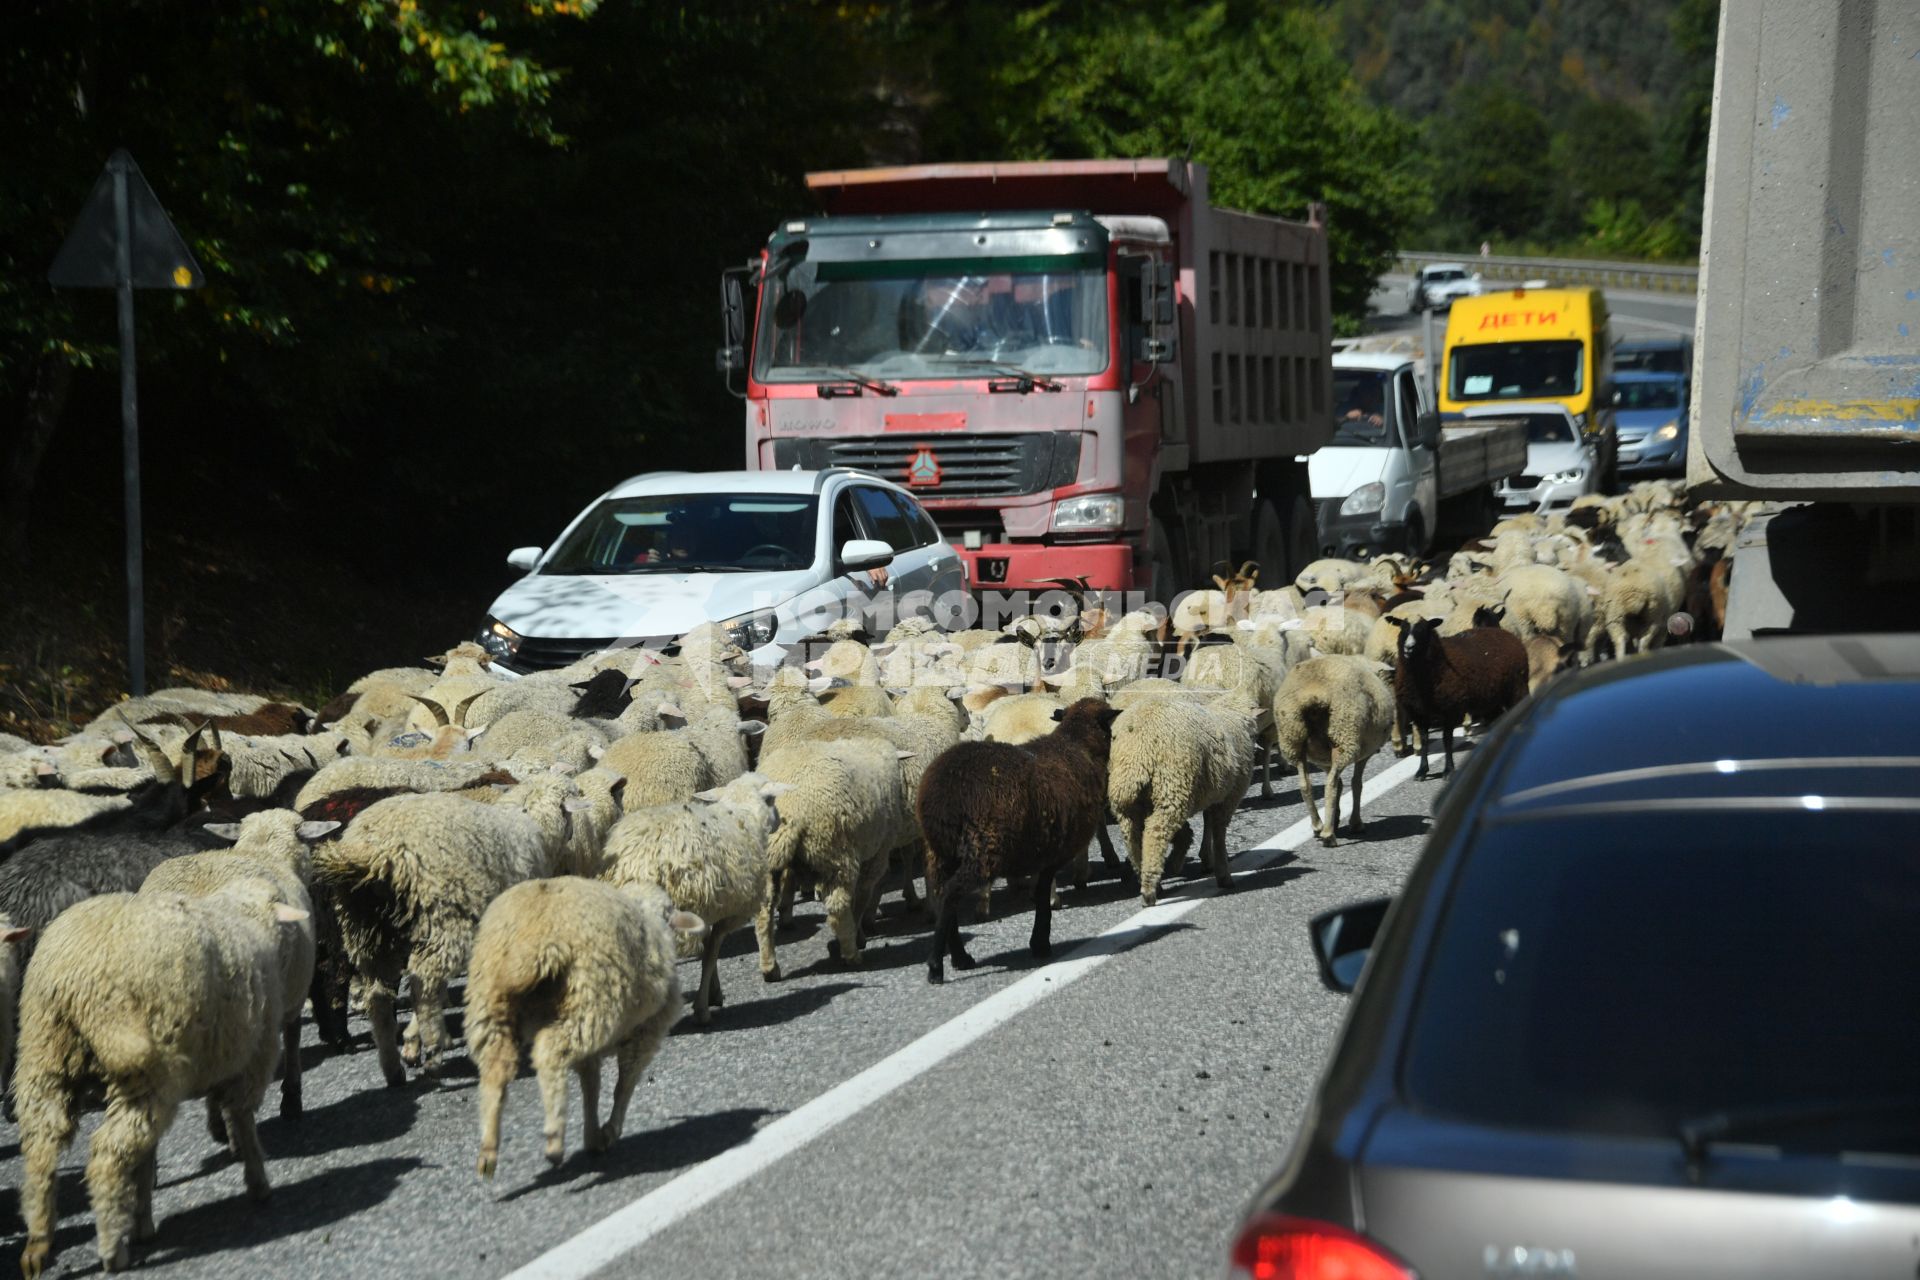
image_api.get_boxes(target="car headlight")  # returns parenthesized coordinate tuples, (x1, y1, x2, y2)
(1571, 412, 1588, 432)
(721, 609, 779, 650)
(1654, 421, 1680, 441)
(476, 616, 521, 661)
(1543, 468, 1585, 485)
(1053, 494, 1124, 531)
(1340, 482, 1386, 516)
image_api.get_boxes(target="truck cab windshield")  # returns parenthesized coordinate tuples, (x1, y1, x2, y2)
(1330, 369, 1396, 446)
(755, 254, 1110, 384)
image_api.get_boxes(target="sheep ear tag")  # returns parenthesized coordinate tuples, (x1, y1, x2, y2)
(273, 904, 311, 924)
(203, 823, 243, 842)
(297, 820, 342, 842)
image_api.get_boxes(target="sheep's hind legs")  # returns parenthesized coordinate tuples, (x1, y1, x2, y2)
(1029, 869, 1055, 959)
(576, 1060, 606, 1154)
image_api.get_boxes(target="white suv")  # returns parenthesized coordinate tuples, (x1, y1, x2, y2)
(474, 468, 964, 673)
(1407, 262, 1483, 311)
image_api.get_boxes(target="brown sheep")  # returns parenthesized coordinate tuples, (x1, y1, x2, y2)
(918, 699, 1121, 983)
(1386, 616, 1530, 779)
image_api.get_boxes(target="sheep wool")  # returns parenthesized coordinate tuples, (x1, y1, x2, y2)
(756, 738, 913, 977)
(1107, 689, 1259, 905)
(310, 785, 566, 1085)
(14, 879, 308, 1277)
(599, 772, 788, 1024)
(467, 878, 702, 1178)
(1273, 655, 1396, 847)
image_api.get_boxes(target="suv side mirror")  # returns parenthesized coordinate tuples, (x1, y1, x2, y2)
(1308, 896, 1393, 993)
(1416, 411, 1442, 450)
(839, 538, 894, 572)
(506, 546, 542, 573)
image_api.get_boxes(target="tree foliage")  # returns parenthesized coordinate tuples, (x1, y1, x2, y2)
(907, 1, 1428, 326)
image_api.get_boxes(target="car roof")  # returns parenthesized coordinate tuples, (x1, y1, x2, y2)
(604, 468, 893, 500)
(1332, 351, 1415, 373)
(1421, 262, 1470, 272)
(1486, 637, 1920, 814)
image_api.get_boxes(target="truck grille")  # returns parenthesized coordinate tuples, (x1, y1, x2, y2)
(772, 433, 1076, 498)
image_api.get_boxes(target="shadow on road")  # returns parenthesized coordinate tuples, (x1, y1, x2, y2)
(494, 1105, 777, 1202)
(678, 980, 864, 1034)
(141, 1156, 425, 1268)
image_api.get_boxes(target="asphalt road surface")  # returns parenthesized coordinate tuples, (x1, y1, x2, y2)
(0, 743, 1459, 1279)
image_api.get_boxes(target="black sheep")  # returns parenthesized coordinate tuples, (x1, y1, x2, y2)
(917, 698, 1121, 984)
(1386, 616, 1529, 779)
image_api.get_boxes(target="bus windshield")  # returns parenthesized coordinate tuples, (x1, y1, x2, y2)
(1450, 340, 1585, 403)
(754, 253, 1110, 383)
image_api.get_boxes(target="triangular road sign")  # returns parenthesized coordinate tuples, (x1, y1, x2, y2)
(48, 149, 204, 290)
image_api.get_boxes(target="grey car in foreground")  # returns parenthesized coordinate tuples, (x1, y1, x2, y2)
(1230, 635, 1920, 1279)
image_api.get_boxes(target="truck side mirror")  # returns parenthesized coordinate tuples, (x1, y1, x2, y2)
(1417, 411, 1442, 449)
(717, 264, 754, 396)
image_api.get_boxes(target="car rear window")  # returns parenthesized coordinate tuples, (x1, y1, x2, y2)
(1402, 810, 1920, 1153)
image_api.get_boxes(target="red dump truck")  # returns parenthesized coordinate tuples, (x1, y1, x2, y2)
(718, 159, 1337, 598)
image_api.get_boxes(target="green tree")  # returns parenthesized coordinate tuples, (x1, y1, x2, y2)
(1426, 82, 1551, 241)
(0, 0, 598, 557)
(910, 0, 1429, 328)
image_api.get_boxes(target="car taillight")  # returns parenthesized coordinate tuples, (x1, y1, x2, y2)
(1227, 1214, 1413, 1280)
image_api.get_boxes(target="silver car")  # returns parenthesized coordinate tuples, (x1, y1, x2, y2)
(1230, 635, 1920, 1279)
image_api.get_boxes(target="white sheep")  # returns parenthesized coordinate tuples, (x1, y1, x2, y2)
(310, 774, 576, 1084)
(599, 773, 788, 1024)
(1273, 655, 1395, 847)
(1106, 688, 1260, 905)
(467, 878, 701, 1178)
(140, 811, 335, 1122)
(1493, 563, 1594, 648)
(755, 738, 913, 976)
(292, 755, 516, 809)
(14, 879, 309, 1276)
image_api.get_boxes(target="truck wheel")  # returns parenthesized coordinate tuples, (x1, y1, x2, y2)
(1285, 496, 1317, 582)
(1404, 511, 1427, 558)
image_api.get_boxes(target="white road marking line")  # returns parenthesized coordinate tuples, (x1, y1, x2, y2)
(503, 756, 1427, 1280)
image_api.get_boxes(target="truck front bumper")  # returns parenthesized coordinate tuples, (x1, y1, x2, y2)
(960, 542, 1135, 592)
(1315, 506, 1406, 560)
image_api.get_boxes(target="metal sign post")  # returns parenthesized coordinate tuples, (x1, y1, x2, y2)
(48, 150, 202, 696)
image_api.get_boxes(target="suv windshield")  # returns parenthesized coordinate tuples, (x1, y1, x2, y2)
(1426, 269, 1466, 283)
(755, 252, 1110, 383)
(1331, 369, 1396, 446)
(1615, 379, 1684, 411)
(1450, 340, 1585, 402)
(1616, 343, 1688, 375)
(541, 494, 819, 575)
(1403, 811, 1920, 1155)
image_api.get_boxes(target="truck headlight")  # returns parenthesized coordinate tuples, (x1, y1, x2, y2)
(1543, 468, 1585, 485)
(476, 617, 521, 661)
(1053, 494, 1124, 531)
(1654, 421, 1680, 441)
(1340, 482, 1386, 516)
(721, 610, 779, 650)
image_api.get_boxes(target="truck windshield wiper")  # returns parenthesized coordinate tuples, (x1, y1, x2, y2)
(935, 358, 1064, 392)
(1678, 1095, 1920, 1181)
(807, 366, 898, 397)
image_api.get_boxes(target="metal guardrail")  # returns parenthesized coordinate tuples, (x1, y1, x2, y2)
(1395, 250, 1699, 295)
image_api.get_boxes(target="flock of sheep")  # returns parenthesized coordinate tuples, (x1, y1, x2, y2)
(0, 475, 1750, 1275)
